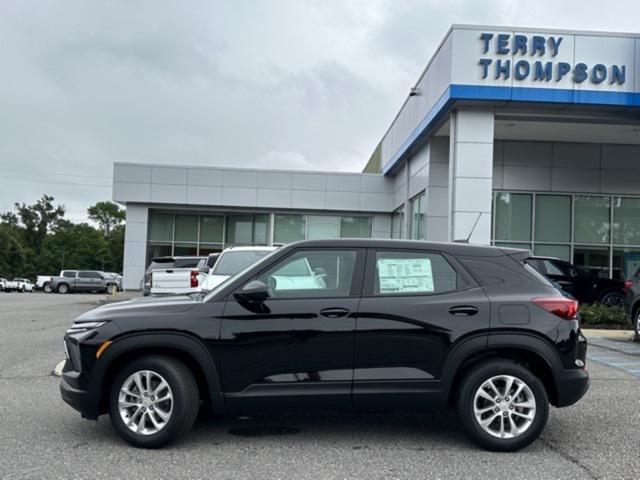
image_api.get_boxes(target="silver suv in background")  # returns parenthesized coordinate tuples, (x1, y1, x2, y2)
(50, 271, 119, 294)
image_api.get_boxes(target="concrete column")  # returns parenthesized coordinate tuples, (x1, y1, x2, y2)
(424, 137, 450, 242)
(122, 204, 149, 290)
(448, 109, 494, 244)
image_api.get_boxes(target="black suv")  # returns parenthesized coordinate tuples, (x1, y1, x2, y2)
(60, 240, 589, 451)
(526, 256, 627, 307)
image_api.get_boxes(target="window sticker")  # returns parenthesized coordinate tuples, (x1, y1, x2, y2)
(377, 257, 434, 293)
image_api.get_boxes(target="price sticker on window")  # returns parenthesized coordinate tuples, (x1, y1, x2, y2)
(377, 257, 434, 293)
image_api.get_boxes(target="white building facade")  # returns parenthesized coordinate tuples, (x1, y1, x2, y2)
(114, 25, 640, 290)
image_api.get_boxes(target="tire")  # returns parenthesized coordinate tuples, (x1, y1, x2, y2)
(19, 286, 24, 293)
(43, 283, 52, 294)
(108, 355, 199, 448)
(57, 283, 69, 294)
(600, 291, 625, 308)
(456, 360, 549, 452)
(106, 284, 114, 295)
(634, 308, 640, 341)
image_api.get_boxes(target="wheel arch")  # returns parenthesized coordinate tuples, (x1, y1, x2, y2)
(443, 333, 562, 407)
(92, 332, 225, 417)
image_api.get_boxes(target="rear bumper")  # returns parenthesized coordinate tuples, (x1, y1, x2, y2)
(554, 367, 589, 407)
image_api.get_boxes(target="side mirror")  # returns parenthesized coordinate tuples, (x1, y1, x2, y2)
(234, 280, 270, 302)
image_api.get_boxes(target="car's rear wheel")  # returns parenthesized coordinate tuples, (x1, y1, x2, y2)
(456, 360, 549, 452)
(43, 283, 52, 293)
(57, 283, 69, 294)
(600, 291, 625, 307)
(634, 308, 640, 341)
(108, 355, 199, 448)
(106, 284, 114, 295)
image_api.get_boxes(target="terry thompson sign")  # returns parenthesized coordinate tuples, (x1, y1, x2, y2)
(478, 33, 626, 85)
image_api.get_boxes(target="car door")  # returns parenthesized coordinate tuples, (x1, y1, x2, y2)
(353, 248, 490, 412)
(76, 272, 93, 291)
(220, 248, 365, 414)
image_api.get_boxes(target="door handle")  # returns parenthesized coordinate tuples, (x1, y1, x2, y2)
(319, 307, 351, 318)
(448, 305, 479, 316)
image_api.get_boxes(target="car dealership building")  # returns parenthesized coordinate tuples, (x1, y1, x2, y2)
(113, 24, 640, 290)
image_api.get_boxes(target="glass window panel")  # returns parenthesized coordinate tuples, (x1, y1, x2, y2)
(253, 214, 269, 244)
(340, 216, 372, 238)
(374, 251, 457, 295)
(391, 207, 404, 239)
(257, 250, 357, 298)
(148, 213, 174, 242)
(573, 246, 610, 278)
(146, 244, 172, 265)
(535, 195, 571, 242)
(410, 194, 425, 240)
(307, 216, 339, 240)
(226, 215, 254, 244)
(274, 214, 305, 244)
(174, 214, 198, 242)
(494, 193, 532, 241)
(198, 244, 222, 257)
(173, 243, 198, 256)
(199, 216, 223, 243)
(573, 196, 610, 244)
(534, 244, 571, 261)
(613, 197, 640, 245)
(612, 248, 640, 280)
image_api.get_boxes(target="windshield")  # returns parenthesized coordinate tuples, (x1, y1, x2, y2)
(212, 250, 273, 276)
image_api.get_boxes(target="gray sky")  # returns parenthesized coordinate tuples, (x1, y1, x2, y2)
(1, 0, 638, 222)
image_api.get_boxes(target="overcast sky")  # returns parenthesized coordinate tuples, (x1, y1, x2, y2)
(1, 0, 638, 222)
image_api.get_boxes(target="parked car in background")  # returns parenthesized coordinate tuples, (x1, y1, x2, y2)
(37, 270, 79, 293)
(200, 246, 277, 291)
(526, 256, 627, 307)
(50, 270, 118, 294)
(60, 239, 589, 451)
(149, 256, 207, 296)
(4, 278, 35, 292)
(143, 256, 206, 296)
(0, 278, 8, 292)
(625, 270, 640, 338)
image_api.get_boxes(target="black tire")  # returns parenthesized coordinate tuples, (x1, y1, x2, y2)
(633, 308, 640, 341)
(456, 360, 549, 452)
(108, 355, 199, 448)
(600, 291, 625, 308)
(43, 283, 52, 294)
(106, 284, 114, 295)
(57, 283, 69, 294)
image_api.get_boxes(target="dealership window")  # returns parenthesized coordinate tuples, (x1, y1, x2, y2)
(199, 216, 223, 243)
(495, 193, 532, 242)
(492, 192, 640, 279)
(307, 215, 340, 240)
(340, 216, 372, 238)
(274, 214, 305, 244)
(225, 214, 269, 245)
(391, 206, 404, 239)
(410, 193, 425, 240)
(148, 213, 174, 242)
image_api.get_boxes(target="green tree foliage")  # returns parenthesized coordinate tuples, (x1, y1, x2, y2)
(0, 196, 125, 278)
(88, 201, 126, 235)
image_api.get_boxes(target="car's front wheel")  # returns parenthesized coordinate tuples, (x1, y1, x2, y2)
(43, 283, 52, 293)
(108, 355, 199, 448)
(57, 283, 69, 294)
(600, 291, 625, 307)
(456, 360, 549, 452)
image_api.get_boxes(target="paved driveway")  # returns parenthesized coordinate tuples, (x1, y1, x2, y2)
(0, 293, 638, 479)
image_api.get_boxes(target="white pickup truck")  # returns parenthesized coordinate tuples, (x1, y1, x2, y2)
(200, 246, 278, 291)
(3, 278, 35, 292)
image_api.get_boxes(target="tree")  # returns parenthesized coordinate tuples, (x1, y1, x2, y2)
(8, 195, 66, 255)
(88, 201, 125, 236)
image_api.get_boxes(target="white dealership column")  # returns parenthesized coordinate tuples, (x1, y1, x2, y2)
(448, 109, 494, 244)
(122, 205, 149, 290)
(424, 137, 450, 242)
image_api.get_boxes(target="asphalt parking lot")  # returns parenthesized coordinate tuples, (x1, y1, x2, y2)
(1, 293, 639, 479)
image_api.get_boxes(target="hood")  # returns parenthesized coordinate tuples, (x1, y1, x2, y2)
(73, 294, 199, 322)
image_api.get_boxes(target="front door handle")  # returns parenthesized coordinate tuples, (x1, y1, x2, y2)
(449, 305, 479, 316)
(319, 307, 351, 318)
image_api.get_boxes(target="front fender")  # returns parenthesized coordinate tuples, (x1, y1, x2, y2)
(92, 332, 225, 415)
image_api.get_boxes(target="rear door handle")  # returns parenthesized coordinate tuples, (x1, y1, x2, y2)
(449, 305, 479, 316)
(319, 307, 351, 318)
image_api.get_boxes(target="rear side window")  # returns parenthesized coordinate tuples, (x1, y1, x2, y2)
(147, 259, 175, 272)
(63, 271, 76, 278)
(374, 251, 458, 295)
(175, 258, 201, 268)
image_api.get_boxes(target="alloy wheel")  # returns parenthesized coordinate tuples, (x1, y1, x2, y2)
(118, 370, 173, 436)
(473, 375, 536, 439)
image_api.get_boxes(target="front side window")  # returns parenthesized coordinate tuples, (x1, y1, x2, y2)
(257, 250, 357, 298)
(374, 251, 457, 295)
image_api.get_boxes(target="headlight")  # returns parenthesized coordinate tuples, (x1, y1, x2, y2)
(66, 321, 108, 334)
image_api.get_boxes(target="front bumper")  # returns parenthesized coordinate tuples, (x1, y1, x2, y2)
(59, 363, 99, 419)
(554, 367, 590, 407)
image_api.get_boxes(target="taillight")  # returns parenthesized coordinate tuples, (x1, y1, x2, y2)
(532, 297, 578, 320)
(623, 280, 632, 293)
(190, 270, 199, 288)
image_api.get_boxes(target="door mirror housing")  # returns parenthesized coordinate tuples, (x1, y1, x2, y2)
(234, 280, 270, 302)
